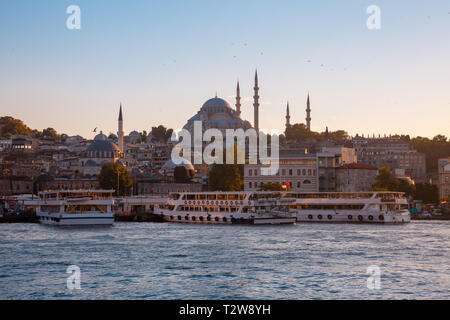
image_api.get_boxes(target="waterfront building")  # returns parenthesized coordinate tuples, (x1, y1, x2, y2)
(10, 135, 38, 153)
(351, 136, 426, 183)
(335, 163, 378, 192)
(438, 158, 450, 200)
(317, 147, 357, 192)
(0, 176, 33, 195)
(244, 152, 318, 192)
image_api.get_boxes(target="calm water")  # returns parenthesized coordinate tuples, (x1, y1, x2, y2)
(0, 221, 449, 300)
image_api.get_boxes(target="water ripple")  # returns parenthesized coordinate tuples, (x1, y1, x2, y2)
(0, 221, 449, 299)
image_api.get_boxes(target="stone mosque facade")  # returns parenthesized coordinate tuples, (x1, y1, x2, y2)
(183, 71, 261, 137)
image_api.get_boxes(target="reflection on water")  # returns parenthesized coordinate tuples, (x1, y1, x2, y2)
(0, 221, 449, 299)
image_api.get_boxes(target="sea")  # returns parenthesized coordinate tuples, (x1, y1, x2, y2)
(0, 221, 449, 299)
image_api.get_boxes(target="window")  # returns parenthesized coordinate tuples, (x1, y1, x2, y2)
(297, 169, 300, 176)
(254, 169, 258, 176)
(249, 170, 252, 176)
(302, 169, 306, 176)
(249, 182, 252, 188)
(289, 169, 292, 176)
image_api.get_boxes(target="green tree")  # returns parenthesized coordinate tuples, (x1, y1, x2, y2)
(414, 183, 439, 204)
(285, 123, 348, 143)
(98, 162, 132, 196)
(410, 135, 450, 173)
(285, 123, 318, 142)
(372, 166, 413, 195)
(140, 130, 147, 143)
(174, 166, 193, 183)
(208, 144, 243, 191)
(42, 127, 58, 138)
(0, 116, 31, 138)
(151, 125, 173, 143)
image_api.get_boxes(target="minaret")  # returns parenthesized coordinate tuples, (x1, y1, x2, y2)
(118, 103, 124, 154)
(253, 70, 260, 133)
(306, 93, 311, 130)
(285, 101, 291, 130)
(235, 80, 241, 118)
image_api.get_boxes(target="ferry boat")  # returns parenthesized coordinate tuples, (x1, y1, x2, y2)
(36, 190, 115, 226)
(154, 192, 297, 225)
(292, 191, 410, 224)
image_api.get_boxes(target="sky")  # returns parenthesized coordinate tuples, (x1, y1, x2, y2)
(1, 0, 449, 139)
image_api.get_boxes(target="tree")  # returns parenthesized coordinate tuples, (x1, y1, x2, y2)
(208, 144, 243, 191)
(414, 183, 439, 204)
(0, 116, 31, 138)
(42, 127, 58, 138)
(98, 162, 132, 196)
(410, 135, 450, 173)
(174, 166, 193, 183)
(372, 166, 413, 195)
(285, 123, 348, 143)
(151, 125, 173, 143)
(285, 123, 317, 142)
(140, 130, 147, 143)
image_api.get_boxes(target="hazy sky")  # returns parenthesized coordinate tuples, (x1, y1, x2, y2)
(1, 0, 449, 139)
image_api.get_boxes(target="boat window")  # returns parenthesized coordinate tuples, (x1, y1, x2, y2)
(170, 193, 180, 200)
(186, 194, 195, 200)
(217, 194, 227, 200)
(207, 194, 216, 200)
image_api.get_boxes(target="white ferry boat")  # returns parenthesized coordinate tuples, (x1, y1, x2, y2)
(154, 192, 297, 225)
(292, 192, 410, 224)
(36, 190, 115, 226)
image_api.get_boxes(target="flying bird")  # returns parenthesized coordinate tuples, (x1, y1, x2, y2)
(93, 127, 97, 132)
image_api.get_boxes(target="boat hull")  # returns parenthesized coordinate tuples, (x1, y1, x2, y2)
(295, 210, 411, 224)
(158, 212, 296, 225)
(37, 212, 114, 226)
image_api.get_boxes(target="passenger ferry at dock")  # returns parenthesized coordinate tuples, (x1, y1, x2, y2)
(293, 191, 410, 224)
(35, 190, 115, 226)
(155, 191, 410, 225)
(154, 192, 297, 225)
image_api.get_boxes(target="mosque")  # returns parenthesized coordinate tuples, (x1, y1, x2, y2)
(83, 70, 313, 174)
(183, 70, 312, 138)
(182, 70, 260, 137)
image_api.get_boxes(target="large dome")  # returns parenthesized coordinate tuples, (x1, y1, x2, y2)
(87, 140, 120, 152)
(201, 97, 232, 113)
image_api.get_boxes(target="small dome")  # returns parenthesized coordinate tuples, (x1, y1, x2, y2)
(94, 131, 107, 141)
(201, 97, 232, 113)
(162, 158, 194, 171)
(129, 130, 140, 136)
(87, 140, 120, 152)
